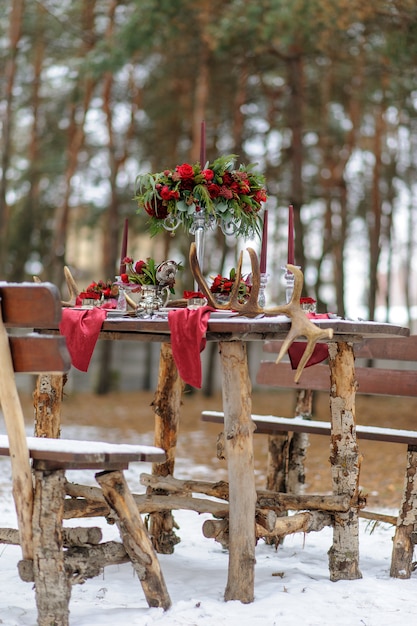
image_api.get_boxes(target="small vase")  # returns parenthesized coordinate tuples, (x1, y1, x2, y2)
(140, 285, 170, 315)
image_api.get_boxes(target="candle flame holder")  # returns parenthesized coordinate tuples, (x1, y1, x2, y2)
(258, 273, 268, 308)
(281, 265, 301, 303)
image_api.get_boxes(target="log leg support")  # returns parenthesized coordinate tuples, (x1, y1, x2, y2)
(31, 468, 71, 626)
(390, 445, 417, 578)
(96, 470, 171, 610)
(328, 341, 362, 581)
(219, 340, 257, 603)
(148, 342, 183, 554)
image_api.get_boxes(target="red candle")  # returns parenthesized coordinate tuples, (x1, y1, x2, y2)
(200, 120, 206, 167)
(260, 210, 268, 273)
(119, 218, 128, 275)
(287, 204, 294, 265)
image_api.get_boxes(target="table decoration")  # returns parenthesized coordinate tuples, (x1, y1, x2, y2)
(134, 141, 267, 292)
(76, 280, 122, 309)
(209, 268, 251, 305)
(258, 210, 269, 307)
(119, 218, 129, 274)
(282, 204, 297, 303)
(120, 256, 182, 315)
(134, 154, 267, 241)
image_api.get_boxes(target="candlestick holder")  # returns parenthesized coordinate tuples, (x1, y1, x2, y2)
(258, 273, 268, 308)
(281, 266, 301, 303)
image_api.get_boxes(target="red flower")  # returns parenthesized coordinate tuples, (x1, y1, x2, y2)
(160, 185, 179, 201)
(175, 163, 194, 179)
(134, 260, 146, 274)
(202, 168, 214, 181)
(254, 189, 267, 203)
(219, 185, 233, 200)
(207, 183, 221, 198)
(144, 201, 168, 219)
(120, 273, 130, 284)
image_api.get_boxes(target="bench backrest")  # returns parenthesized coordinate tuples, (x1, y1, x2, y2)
(0, 281, 70, 373)
(257, 337, 417, 397)
(0, 282, 70, 560)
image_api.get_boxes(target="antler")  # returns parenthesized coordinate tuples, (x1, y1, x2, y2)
(33, 266, 80, 307)
(189, 242, 334, 383)
(61, 266, 80, 307)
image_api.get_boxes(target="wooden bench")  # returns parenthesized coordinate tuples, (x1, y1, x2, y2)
(202, 335, 417, 579)
(0, 282, 171, 625)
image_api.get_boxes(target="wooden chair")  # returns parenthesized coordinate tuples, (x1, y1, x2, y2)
(0, 281, 171, 625)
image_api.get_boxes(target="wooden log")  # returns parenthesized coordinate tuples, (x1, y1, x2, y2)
(148, 342, 184, 554)
(265, 432, 289, 492)
(0, 308, 34, 561)
(32, 468, 71, 626)
(287, 388, 314, 494)
(64, 486, 230, 518)
(0, 526, 102, 547)
(33, 373, 66, 438)
(262, 510, 332, 538)
(359, 510, 397, 526)
(256, 492, 352, 513)
(202, 518, 229, 549)
(140, 474, 230, 500)
(18, 541, 130, 583)
(140, 473, 352, 513)
(327, 341, 362, 581)
(203, 510, 332, 542)
(219, 340, 257, 604)
(96, 470, 171, 611)
(390, 446, 417, 578)
(255, 509, 277, 532)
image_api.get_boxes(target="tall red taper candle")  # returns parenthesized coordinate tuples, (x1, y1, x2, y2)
(200, 120, 206, 167)
(287, 204, 294, 265)
(119, 218, 128, 274)
(259, 210, 268, 273)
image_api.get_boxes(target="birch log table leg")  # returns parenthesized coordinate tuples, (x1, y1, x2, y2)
(148, 342, 184, 554)
(328, 341, 362, 581)
(219, 340, 257, 603)
(33, 374, 65, 438)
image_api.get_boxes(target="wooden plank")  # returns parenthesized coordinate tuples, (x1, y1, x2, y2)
(0, 282, 62, 328)
(263, 335, 417, 362)
(10, 335, 71, 373)
(256, 361, 417, 397)
(0, 434, 166, 466)
(0, 306, 34, 561)
(202, 411, 417, 445)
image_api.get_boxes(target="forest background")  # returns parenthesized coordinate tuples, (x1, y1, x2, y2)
(1, 0, 417, 394)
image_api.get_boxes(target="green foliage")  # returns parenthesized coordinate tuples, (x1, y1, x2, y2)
(1, 0, 417, 319)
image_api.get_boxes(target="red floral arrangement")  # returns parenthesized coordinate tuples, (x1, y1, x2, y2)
(134, 154, 267, 237)
(119, 257, 182, 293)
(78, 280, 118, 301)
(210, 268, 251, 302)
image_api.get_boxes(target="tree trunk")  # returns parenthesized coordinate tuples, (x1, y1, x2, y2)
(390, 445, 417, 578)
(0, 0, 25, 274)
(96, 470, 171, 610)
(287, 388, 313, 494)
(32, 468, 71, 626)
(148, 343, 184, 553)
(33, 374, 65, 438)
(328, 341, 362, 581)
(219, 340, 257, 603)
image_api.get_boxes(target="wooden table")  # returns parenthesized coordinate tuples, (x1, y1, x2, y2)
(35, 314, 409, 603)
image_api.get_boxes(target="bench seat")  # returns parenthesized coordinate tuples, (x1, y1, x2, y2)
(202, 411, 417, 446)
(0, 434, 165, 469)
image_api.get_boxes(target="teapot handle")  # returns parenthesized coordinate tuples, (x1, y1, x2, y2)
(161, 286, 170, 308)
